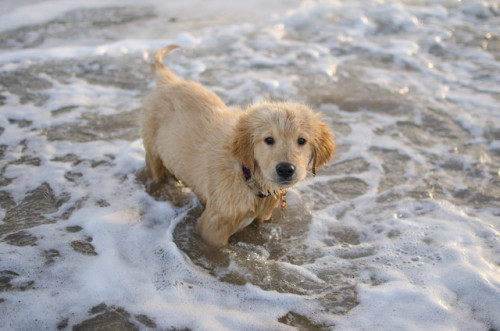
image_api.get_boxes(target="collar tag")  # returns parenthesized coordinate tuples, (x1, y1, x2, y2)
(279, 191, 287, 209)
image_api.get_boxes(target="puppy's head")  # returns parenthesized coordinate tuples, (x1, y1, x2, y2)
(231, 102, 335, 189)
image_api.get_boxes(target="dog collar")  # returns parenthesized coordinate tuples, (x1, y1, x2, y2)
(241, 165, 271, 198)
(241, 165, 287, 209)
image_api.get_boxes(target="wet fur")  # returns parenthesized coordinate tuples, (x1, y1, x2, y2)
(141, 45, 335, 248)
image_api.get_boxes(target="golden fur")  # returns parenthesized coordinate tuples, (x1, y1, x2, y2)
(141, 45, 335, 248)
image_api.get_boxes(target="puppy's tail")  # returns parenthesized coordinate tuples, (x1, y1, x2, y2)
(152, 44, 184, 85)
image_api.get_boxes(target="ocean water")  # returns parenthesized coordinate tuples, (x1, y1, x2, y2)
(0, 0, 499, 330)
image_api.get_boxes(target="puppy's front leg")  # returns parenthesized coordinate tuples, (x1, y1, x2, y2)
(198, 206, 237, 248)
(255, 214, 272, 225)
(254, 198, 279, 224)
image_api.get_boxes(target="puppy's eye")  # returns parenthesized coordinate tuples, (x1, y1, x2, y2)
(298, 137, 306, 145)
(264, 137, 275, 145)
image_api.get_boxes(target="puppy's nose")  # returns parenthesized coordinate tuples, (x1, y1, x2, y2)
(276, 162, 296, 179)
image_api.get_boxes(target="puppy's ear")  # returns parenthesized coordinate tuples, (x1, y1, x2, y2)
(311, 119, 335, 175)
(230, 115, 255, 171)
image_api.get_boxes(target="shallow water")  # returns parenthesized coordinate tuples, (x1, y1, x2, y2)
(1, 0, 499, 330)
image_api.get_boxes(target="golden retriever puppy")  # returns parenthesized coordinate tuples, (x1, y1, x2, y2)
(141, 45, 335, 248)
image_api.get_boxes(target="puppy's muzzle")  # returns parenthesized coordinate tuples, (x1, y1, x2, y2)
(276, 162, 296, 182)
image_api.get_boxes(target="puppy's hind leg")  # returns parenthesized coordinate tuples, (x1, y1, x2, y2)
(145, 150, 168, 182)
